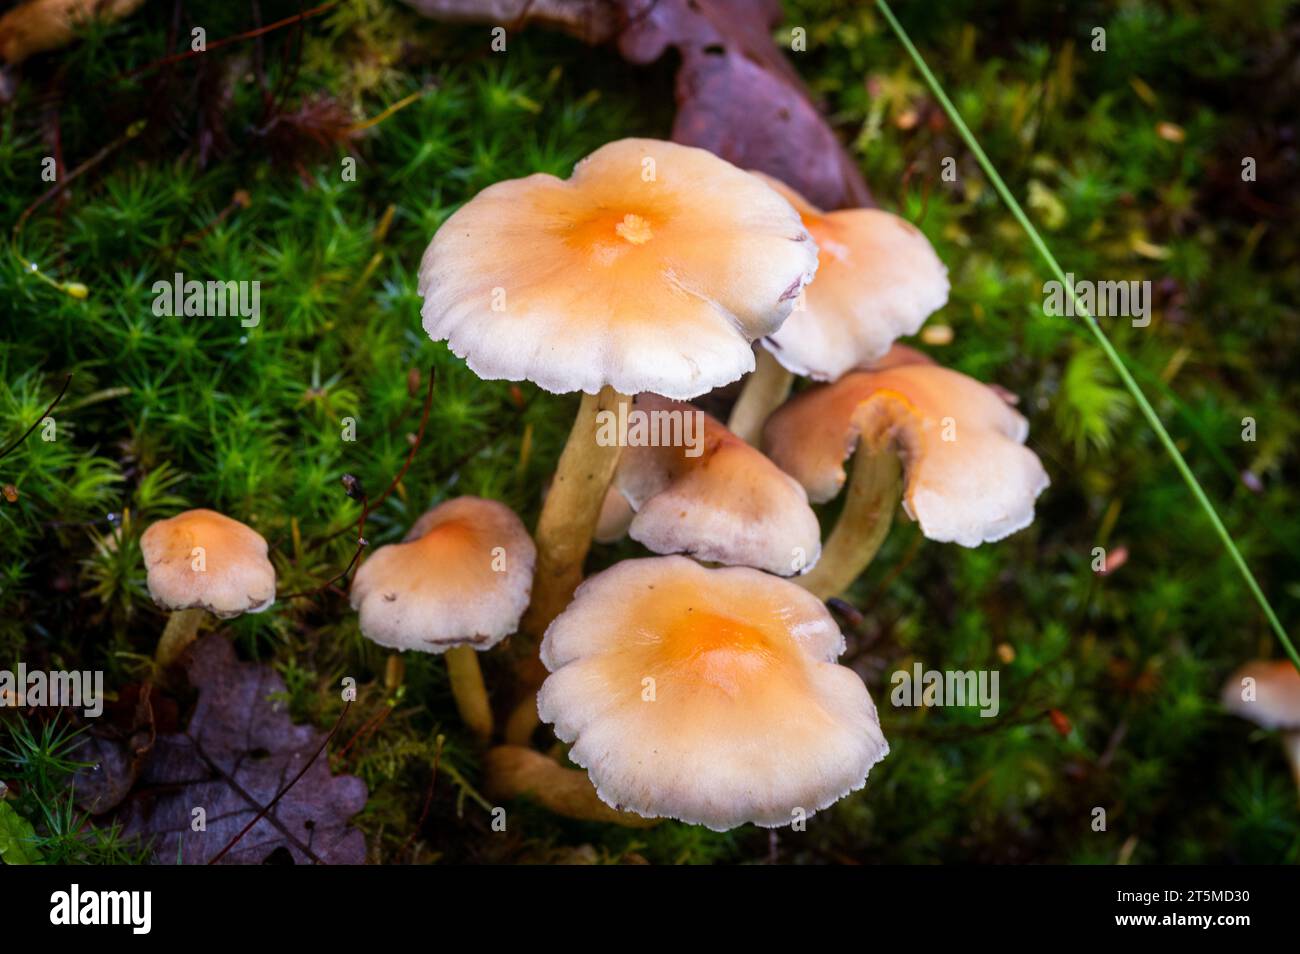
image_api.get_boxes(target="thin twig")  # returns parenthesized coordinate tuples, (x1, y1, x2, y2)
(0, 374, 72, 463)
(335, 703, 393, 769)
(398, 735, 444, 861)
(277, 501, 369, 601)
(280, 365, 438, 598)
(317, 365, 440, 545)
(121, 1, 341, 80)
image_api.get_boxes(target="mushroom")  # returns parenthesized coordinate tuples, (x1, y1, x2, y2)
(141, 509, 276, 668)
(612, 393, 820, 576)
(763, 363, 1049, 598)
(418, 137, 819, 642)
(728, 173, 949, 444)
(537, 556, 889, 830)
(349, 496, 535, 742)
(1221, 659, 1300, 796)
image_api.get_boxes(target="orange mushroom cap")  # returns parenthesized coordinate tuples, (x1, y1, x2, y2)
(753, 173, 949, 381)
(141, 509, 276, 618)
(537, 556, 888, 830)
(1221, 660, 1300, 730)
(613, 394, 820, 576)
(419, 138, 819, 399)
(764, 364, 1049, 547)
(349, 497, 536, 653)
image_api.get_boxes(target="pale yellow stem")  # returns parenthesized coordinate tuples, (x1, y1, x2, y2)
(483, 745, 658, 828)
(155, 607, 207, 669)
(521, 386, 629, 640)
(727, 348, 794, 446)
(503, 695, 541, 746)
(385, 653, 405, 693)
(797, 449, 902, 600)
(445, 645, 492, 743)
(511, 388, 628, 746)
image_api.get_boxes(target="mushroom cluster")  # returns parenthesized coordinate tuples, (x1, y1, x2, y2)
(412, 136, 1053, 831)
(135, 135, 1057, 835)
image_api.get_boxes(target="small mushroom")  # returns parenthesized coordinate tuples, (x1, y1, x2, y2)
(349, 497, 536, 742)
(612, 393, 820, 576)
(764, 364, 1049, 598)
(1221, 659, 1300, 796)
(141, 509, 276, 668)
(419, 137, 819, 642)
(537, 556, 889, 830)
(728, 173, 949, 444)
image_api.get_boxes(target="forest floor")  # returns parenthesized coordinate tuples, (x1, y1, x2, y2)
(1, 0, 1298, 864)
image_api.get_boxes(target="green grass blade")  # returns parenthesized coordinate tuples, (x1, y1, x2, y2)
(875, 0, 1297, 669)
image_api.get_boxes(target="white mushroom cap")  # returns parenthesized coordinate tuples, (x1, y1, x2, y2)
(419, 138, 819, 399)
(613, 394, 820, 576)
(537, 556, 888, 830)
(1221, 660, 1300, 730)
(753, 172, 949, 381)
(141, 509, 276, 618)
(764, 364, 1049, 547)
(349, 497, 536, 653)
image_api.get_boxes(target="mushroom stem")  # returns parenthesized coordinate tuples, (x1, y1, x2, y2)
(385, 653, 405, 693)
(483, 745, 658, 828)
(445, 645, 492, 743)
(796, 449, 901, 599)
(521, 386, 629, 640)
(727, 348, 794, 446)
(1283, 731, 1300, 798)
(503, 692, 542, 746)
(154, 607, 207, 669)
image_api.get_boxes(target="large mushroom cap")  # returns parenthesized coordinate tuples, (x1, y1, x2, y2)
(141, 509, 276, 618)
(764, 364, 1049, 547)
(754, 173, 949, 381)
(1221, 660, 1300, 730)
(419, 138, 819, 399)
(537, 556, 888, 830)
(613, 393, 821, 576)
(349, 497, 536, 653)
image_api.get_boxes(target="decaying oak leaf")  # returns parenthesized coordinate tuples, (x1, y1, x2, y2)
(615, 0, 871, 210)
(0, 0, 145, 66)
(403, 0, 871, 210)
(71, 681, 166, 816)
(113, 635, 367, 865)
